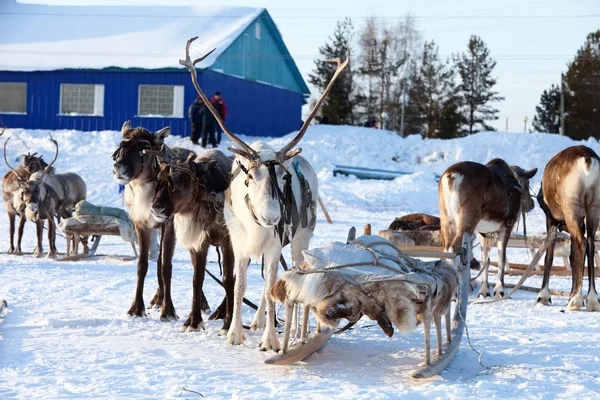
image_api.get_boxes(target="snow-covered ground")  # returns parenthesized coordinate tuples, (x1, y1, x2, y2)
(1, 126, 600, 399)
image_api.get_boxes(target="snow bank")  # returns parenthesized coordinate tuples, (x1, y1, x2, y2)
(1, 125, 600, 399)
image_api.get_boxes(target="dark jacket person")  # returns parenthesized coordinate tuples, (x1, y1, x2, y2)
(188, 97, 203, 145)
(198, 100, 217, 148)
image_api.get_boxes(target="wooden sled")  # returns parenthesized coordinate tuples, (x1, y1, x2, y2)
(59, 222, 137, 261)
(265, 230, 472, 380)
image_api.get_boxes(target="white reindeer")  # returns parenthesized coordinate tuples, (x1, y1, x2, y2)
(180, 37, 348, 350)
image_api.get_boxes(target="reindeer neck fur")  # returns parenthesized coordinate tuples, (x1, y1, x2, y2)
(174, 189, 222, 252)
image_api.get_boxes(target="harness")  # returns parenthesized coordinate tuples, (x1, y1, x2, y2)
(112, 137, 155, 175)
(226, 158, 315, 245)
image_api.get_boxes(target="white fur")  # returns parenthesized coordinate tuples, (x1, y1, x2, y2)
(476, 219, 502, 234)
(174, 213, 207, 252)
(125, 181, 158, 225)
(224, 142, 318, 349)
(441, 173, 462, 222)
(586, 288, 600, 312)
(567, 292, 584, 311)
(536, 286, 552, 306)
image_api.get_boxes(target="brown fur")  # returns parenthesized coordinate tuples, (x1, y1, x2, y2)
(439, 159, 537, 296)
(151, 150, 234, 331)
(113, 123, 195, 319)
(389, 213, 441, 231)
(536, 146, 600, 310)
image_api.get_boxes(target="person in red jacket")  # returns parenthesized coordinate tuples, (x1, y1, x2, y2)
(210, 92, 227, 145)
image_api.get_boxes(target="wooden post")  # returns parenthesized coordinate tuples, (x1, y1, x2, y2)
(364, 223, 371, 235)
(317, 196, 333, 224)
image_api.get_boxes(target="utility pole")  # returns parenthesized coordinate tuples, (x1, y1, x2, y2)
(399, 70, 409, 137)
(523, 116, 528, 133)
(560, 72, 565, 136)
(505, 117, 508, 132)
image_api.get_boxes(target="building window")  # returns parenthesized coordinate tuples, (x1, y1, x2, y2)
(138, 85, 184, 117)
(255, 22, 261, 40)
(0, 82, 27, 114)
(60, 84, 104, 116)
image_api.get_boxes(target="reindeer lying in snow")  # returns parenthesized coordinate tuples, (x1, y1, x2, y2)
(2, 140, 51, 255)
(268, 233, 471, 378)
(179, 37, 343, 351)
(112, 122, 197, 320)
(536, 146, 600, 311)
(7, 136, 86, 258)
(149, 146, 234, 332)
(439, 159, 537, 299)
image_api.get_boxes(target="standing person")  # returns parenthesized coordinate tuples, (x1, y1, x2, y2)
(210, 91, 227, 145)
(188, 96, 203, 145)
(199, 98, 217, 148)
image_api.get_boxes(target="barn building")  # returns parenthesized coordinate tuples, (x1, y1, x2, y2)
(0, 1, 310, 137)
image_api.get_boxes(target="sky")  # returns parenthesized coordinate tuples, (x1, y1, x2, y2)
(14, 0, 600, 132)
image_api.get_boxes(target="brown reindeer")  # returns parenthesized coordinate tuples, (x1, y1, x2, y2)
(112, 121, 197, 320)
(149, 148, 234, 332)
(439, 159, 537, 298)
(2, 141, 50, 255)
(536, 146, 600, 311)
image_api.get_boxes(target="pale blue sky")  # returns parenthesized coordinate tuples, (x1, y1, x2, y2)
(18, 0, 600, 132)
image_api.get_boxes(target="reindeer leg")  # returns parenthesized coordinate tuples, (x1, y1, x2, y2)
(216, 240, 235, 335)
(159, 220, 178, 321)
(300, 305, 310, 341)
(34, 219, 44, 258)
(566, 217, 585, 311)
(537, 218, 556, 305)
(8, 212, 15, 253)
(424, 315, 431, 365)
(16, 214, 26, 255)
(251, 280, 268, 331)
(494, 227, 510, 298)
(434, 313, 442, 356)
(259, 253, 281, 352)
(586, 213, 600, 311)
(226, 255, 250, 346)
(149, 229, 163, 309)
(445, 308, 451, 343)
(185, 243, 209, 331)
(46, 218, 57, 259)
(282, 302, 294, 353)
(477, 233, 491, 298)
(128, 226, 151, 317)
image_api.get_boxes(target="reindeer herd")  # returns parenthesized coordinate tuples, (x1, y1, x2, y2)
(1, 37, 599, 372)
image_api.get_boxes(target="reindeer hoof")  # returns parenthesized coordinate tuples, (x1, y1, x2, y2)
(259, 330, 280, 352)
(226, 325, 246, 345)
(536, 296, 552, 306)
(209, 303, 227, 321)
(250, 313, 266, 331)
(127, 305, 147, 318)
(33, 250, 43, 258)
(218, 327, 229, 336)
(185, 321, 205, 332)
(586, 296, 600, 312)
(477, 285, 491, 298)
(567, 294, 584, 311)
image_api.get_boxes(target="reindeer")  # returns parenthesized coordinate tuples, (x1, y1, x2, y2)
(536, 146, 600, 311)
(439, 159, 537, 298)
(148, 147, 234, 332)
(18, 137, 86, 258)
(2, 139, 51, 255)
(112, 122, 197, 320)
(179, 37, 346, 350)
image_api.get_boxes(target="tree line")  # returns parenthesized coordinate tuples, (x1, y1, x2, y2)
(309, 16, 503, 138)
(532, 30, 600, 140)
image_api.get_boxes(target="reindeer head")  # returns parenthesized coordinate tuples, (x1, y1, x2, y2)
(149, 148, 225, 223)
(511, 166, 538, 213)
(179, 36, 347, 229)
(112, 121, 170, 185)
(4, 135, 58, 217)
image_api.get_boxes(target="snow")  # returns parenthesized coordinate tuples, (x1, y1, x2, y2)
(0, 1, 263, 71)
(1, 125, 600, 398)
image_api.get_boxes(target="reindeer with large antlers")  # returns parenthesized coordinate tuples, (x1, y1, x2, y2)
(2, 136, 52, 255)
(18, 136, 86, 258)
(180, 37, 347, 350)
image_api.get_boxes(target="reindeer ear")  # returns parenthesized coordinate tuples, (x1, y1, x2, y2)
(518, 167, 538, 179)
(153, 127, 171, 144)
(121, 120, 131, 136)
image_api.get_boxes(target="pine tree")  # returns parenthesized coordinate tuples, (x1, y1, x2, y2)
(532, 84, 560, 133)
(455, 35, 504, 134)
(405, 40, 457, 138)
(564, 30, 600, 140)
(308, 18, 356, 125)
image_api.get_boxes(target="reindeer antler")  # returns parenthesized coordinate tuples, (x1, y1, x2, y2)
(39, 133, 58, 180)
(277, 57, 349, 161)
(180, 37, 258, 161)
(3, 138, 25, 182)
